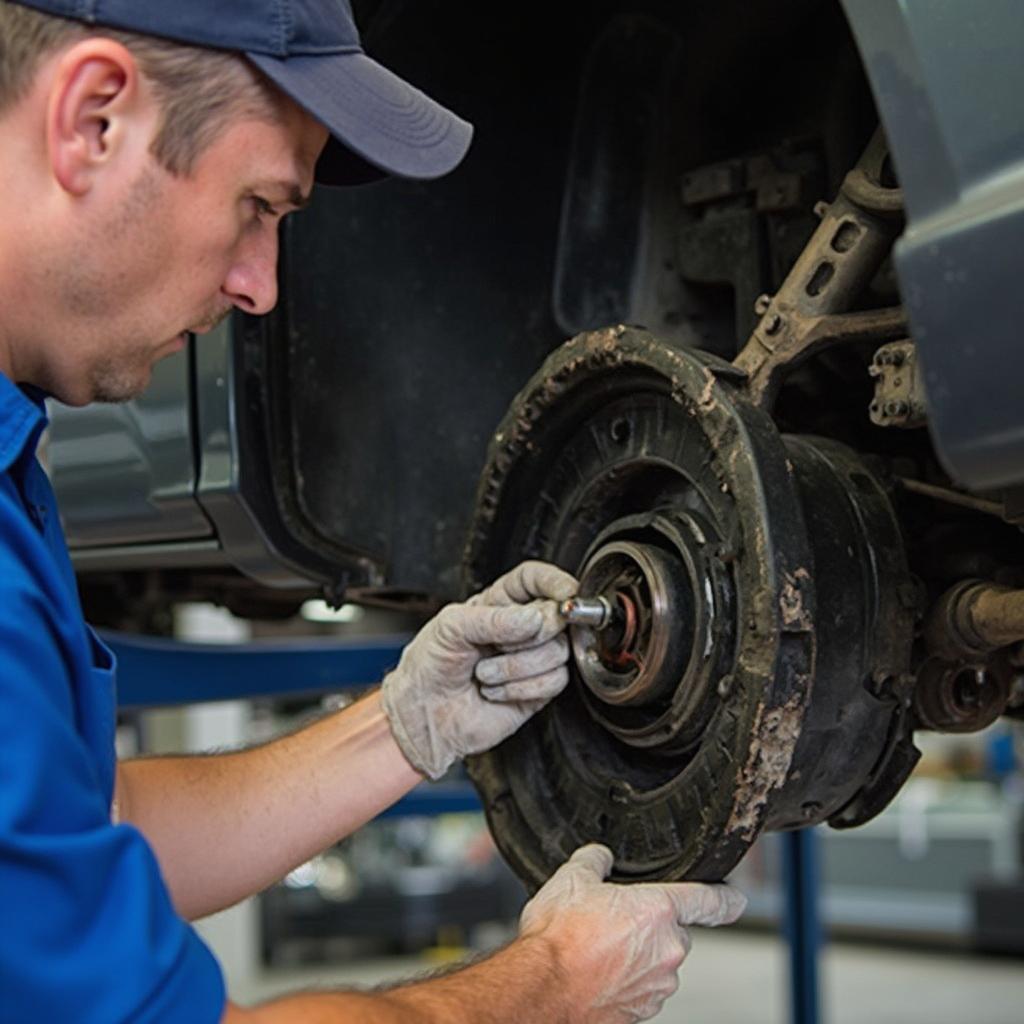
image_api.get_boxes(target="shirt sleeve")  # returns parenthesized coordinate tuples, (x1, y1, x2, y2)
(0, 481, 226, 1024)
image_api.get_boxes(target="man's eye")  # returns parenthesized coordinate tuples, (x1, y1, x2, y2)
(252, 196, 279, 219)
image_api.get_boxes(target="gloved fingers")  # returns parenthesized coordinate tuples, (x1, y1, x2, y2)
(627, 934, 687, 1020)
(434, 602, 543, 650)
(678, 925, 693, 959)
(497, 599, 568, 651)
(473, 561, 579, 606)
(635, 974, 681, 1023)
(476, 634, 569, 685)
(502, 561, 579, 603)
(511, 696, 550, 719)
(654, 882, 748, 927)
(480, 665, 568, 704)
(564, 842, 615, 880)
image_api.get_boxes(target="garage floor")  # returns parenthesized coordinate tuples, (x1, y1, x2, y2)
(230, 928, 1024, 1022)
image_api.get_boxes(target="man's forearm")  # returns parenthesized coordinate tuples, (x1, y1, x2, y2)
(386, 934, 570, 1024)
(228, 934, 570, 1024)
(117, 690, 422, 920)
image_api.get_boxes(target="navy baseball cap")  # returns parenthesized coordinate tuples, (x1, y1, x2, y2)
(9, 0, 473, 185)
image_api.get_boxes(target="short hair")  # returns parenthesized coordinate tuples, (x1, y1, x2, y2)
(0, 1, 283, 175)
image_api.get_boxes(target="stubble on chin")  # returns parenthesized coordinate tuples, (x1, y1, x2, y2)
(87, 353, 152, 404)
(86, 314, 230, 404)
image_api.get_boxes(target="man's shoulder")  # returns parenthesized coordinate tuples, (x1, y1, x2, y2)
(0, 372, 46, 475)
(0, 465, 38, 548)
(0, 465, 43, 548)
(0, 465, 75, 622)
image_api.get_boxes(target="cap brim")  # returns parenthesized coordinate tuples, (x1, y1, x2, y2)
(247, 51, 473, 187)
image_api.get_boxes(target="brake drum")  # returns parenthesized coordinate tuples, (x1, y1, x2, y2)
(465, 326, 914, 885)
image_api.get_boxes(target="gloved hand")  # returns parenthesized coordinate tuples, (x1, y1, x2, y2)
(520, 844, 747, 1023)
(381, 561, 578, 779)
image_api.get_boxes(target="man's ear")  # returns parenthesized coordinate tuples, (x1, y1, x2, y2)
(46, 38, 143, 196)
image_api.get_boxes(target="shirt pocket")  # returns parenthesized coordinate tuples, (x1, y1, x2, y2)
(82, 625, 119, 808)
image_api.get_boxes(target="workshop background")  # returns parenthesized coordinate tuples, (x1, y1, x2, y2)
(116, 601, 1024, 1023)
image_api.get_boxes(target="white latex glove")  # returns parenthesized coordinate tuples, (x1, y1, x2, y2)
(381, 561, 579, 779)
(469, 560, 580, 682)
(470, 561, 578, 606)
(520, 844, 747, 1023)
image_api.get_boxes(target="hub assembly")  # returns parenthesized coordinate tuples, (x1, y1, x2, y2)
(465, 326, 917, 886)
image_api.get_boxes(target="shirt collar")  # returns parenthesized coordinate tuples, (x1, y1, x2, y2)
(0, 371, 49, 474)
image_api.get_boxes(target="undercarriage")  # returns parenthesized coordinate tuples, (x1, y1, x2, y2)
(464, 127, 1024, 884)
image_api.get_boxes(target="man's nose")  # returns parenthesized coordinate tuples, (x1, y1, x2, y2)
(222, 227, 280, 315)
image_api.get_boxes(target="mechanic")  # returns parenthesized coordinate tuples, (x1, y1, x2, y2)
(0, 2, 745, 1021)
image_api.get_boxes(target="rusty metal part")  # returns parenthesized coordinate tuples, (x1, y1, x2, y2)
(560, 595, 614, 629)
(1007, 671, 1024, 718)
(676, 140, 826, 344)
(464, 327, 916, 886)
(601, 590, 639, 668)
(841, 138, 903, 218)
(567, 508, 732, 751)
(573, 544, 665, 706)
(913, 657, 1011, 733)
(572, 538, 695, 712)
(964, 586, 1024, 649)
(733, 128, 906, 408)
(868, 340, 927, 428)
(680, 146, 822, 214)
(925, 579, 1024, 661)
(897, 478, 1004, 518)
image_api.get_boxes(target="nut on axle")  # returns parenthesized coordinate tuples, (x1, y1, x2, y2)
(560, 595, 615, 629)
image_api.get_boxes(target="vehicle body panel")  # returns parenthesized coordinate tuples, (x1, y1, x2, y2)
(843, 0, 1024, 489)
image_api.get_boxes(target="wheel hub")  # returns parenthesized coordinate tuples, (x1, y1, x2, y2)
(571, 510, 734, 752)
(576, 541, 664, 701)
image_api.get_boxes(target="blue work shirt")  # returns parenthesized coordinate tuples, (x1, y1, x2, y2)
(0, 371, 225, 1022)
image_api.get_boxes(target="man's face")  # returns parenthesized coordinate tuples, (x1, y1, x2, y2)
(51, 94, 328, 404)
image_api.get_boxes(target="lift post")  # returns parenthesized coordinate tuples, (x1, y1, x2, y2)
(782, 828, 823, 1024)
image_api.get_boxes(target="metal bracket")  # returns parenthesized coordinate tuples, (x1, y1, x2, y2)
(868, 340, 927, 428)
